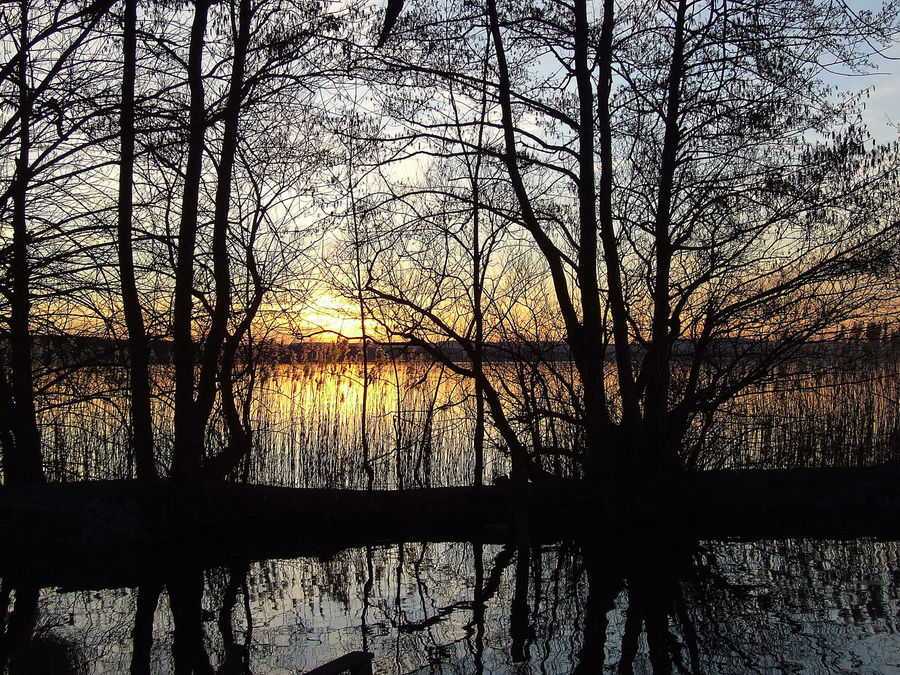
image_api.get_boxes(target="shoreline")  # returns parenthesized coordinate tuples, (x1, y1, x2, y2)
(1, 464, 898, 589)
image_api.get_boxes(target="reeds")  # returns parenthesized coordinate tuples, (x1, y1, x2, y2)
(704, 358, 900, 469)
(29, 354, 900, 484)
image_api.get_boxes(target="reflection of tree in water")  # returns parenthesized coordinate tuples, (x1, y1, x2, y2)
(575, 536, 699, 674)
(0, 582, 89, 674)
(2, 538, 898, 672)
(678, 539, 900, 673)
(594, 538, 900, 673)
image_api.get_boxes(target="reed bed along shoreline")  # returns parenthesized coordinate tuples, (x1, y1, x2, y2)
(31, 353, 900, 487)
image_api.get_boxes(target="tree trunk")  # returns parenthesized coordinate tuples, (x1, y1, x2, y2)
(643, 0, 688, 474)
(350, 151, 374, 490)
(206, 265, 263, 480)
(194, 0, 252, 438)
(573, 0, 623, 484)
(594, 0, 638, 430)
(172, 0, 211, 481)
(471, 112, 485, 490)
(5, 0, 44, 486)
(118, 0, 156, 480)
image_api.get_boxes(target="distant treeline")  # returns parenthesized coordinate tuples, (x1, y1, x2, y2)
(21, 326, 900, 369)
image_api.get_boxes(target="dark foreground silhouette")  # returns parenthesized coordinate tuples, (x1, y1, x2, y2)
(1, 464, 898, 589)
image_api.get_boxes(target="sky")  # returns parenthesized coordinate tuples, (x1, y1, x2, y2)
(844, 0, 900, 144)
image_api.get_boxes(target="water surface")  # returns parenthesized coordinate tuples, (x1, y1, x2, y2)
(6, 537, 898, 673)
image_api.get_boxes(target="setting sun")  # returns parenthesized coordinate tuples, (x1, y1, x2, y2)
(297, 294, 364, 340)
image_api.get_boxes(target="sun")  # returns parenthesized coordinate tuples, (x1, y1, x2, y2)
(297, 294, 364, 340)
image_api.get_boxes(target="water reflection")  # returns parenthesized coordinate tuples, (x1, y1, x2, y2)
(1, 537, 897, 673)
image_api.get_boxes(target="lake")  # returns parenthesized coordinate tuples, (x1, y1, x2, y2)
(4, 537, 896, 673)
(13, 358, 900, 672)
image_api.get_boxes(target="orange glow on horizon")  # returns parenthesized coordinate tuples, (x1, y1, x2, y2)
(296, 294, 365, 341)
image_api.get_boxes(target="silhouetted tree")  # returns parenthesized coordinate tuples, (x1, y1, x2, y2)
(371, 0, 900, 487)
(0, 0, 116, 484)
(157, 0, 353, 479)
(118, 0, 156, 480)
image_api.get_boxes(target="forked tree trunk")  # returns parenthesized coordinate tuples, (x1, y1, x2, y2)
(173, 0, 252, 481)
(207, 256, 263, 479)
(172, 0, 212, 481)
(194, 0, 251, 441)
(643, 0, 688, 473)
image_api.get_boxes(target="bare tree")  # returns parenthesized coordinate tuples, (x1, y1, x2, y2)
(372, 0, 900, 487)
(0, 0, 117, 484)
(168, 0, 352, 480)
(118, 0, 156, 480)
